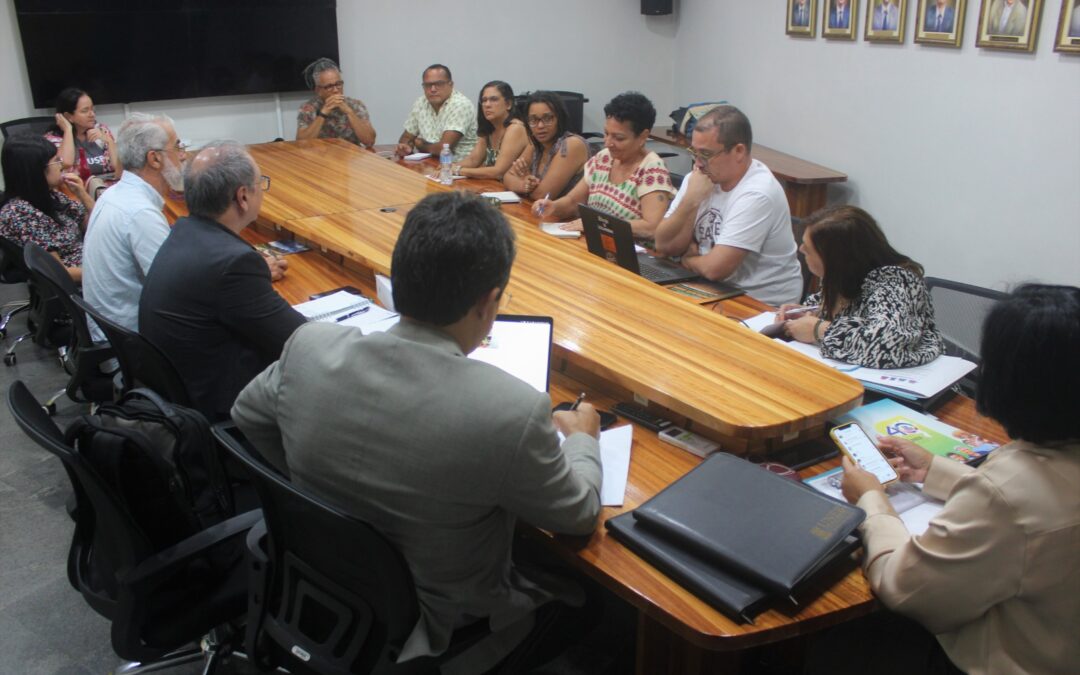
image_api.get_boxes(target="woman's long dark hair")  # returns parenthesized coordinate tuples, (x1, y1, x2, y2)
(805, 205, 921, 317)
(475, 80, 517, 138)
(0, 135, 58, 220)
(523, 91, 571, 160)
(48, 86, 89, 135)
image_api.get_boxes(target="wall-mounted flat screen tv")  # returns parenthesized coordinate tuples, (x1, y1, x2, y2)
(15, 0, 339, 108)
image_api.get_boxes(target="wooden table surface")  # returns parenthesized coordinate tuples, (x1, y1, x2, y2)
(192, 140, 1007, 671)
(245, 140, 863, 446)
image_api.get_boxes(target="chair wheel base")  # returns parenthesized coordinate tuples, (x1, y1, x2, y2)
(4, 353, 15, 366)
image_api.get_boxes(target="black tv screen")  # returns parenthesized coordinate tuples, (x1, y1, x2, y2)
(15, 0, 339, 108)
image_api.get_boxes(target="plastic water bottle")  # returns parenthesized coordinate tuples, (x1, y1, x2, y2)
(439, 144, 453, 185)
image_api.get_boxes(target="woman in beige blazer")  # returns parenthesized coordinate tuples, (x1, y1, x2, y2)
(834, 283, 1080, 675)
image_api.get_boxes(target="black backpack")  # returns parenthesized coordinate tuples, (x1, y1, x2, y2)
(65, 389, 233, 549)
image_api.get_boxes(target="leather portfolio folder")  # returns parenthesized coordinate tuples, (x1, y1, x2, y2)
(631, 453, 865, 596)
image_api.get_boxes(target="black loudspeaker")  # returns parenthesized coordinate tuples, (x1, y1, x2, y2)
(641, 0, 672, 15)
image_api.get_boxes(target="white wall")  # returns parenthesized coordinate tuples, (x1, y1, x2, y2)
(0, 0, 676, 151)
(674, 3, 1080, 291)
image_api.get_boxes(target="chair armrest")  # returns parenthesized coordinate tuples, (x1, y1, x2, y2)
(123, 509, 263, 590)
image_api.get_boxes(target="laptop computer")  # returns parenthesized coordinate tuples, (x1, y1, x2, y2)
(578, 204, 700, 285)
(468, 314, 554, 393)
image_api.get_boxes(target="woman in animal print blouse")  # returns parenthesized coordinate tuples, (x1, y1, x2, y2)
(777, 205, 944, 369)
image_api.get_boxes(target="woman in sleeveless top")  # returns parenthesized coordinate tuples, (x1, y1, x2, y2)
(44, 87, 122, 195)
(532, 92, 674, 238)
(459, 81, 528, 180)
(503, 91, 589, 201)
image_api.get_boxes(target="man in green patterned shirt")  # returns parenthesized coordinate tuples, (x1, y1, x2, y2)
(396, 64, 478, 162)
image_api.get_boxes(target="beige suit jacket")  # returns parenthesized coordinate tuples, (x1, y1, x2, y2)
(857, 440, 1080, 674)
(232, 320, 602, 669)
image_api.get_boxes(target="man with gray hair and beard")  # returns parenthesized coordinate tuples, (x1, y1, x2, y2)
(82, 112, 188, 337)
(139, 141, 306, 421)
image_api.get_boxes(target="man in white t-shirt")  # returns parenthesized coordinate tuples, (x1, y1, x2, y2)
(654, 105, 803, 307)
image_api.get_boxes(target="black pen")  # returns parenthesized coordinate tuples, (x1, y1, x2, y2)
(570, 392, 585, 411)
(335, 306, 370, 322)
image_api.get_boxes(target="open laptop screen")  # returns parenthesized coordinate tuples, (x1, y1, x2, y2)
(468, 314, 554, 392)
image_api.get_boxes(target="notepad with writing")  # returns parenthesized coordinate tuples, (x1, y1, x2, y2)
(631, 453, 864, 596)
(293, 290, 370, 322)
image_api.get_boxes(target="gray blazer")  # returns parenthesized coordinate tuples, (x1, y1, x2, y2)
(232, 320, 602, 665)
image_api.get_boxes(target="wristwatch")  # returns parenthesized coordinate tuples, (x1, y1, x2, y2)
(316, 110, 328, 119)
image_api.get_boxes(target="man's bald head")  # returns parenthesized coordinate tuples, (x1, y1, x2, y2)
(182, 141, 258, 219)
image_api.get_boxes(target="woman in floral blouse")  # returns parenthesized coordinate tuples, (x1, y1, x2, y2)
(777, 205, 944, 369)
(0, 135, 95, 282)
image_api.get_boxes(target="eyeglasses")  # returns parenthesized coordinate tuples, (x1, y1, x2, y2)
(688, 145, 731, 163)
(422, 79, 450, 90)
(527, 114, 556, 128)
(154, 140, 189, 155)
(259, 175, 271, 192)
(317, 80, 345, 91)
(47, 157, 64, 167)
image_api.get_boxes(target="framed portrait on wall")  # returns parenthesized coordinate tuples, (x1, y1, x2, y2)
(1054, 0, 1080, 52)
(866, 0, 909, 42)
(976, 0, 1044, 51)
(915, 0, 967, 46)
(788, 0, 818, 36)
(823, 0, 859, 39)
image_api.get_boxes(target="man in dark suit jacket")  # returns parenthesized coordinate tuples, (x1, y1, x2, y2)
(924, 0, 955, 32)
(140, 142, 305, 420)
(829, 0, 852, 28)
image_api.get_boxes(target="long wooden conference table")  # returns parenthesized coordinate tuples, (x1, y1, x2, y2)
(169, 139, 1008, 673)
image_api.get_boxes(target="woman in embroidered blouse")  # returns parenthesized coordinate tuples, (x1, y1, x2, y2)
(777, 205, 943, 369)
(0, 135, 94, 283)
(458, 81, 528, 181)
(532, 91, 674, 238)
(826, 284, 1080, 675)
(503, 91, 588, 200)
(44, 87, 121, 184)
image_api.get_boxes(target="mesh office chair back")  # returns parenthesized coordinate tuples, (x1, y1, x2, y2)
(0, 116, 56, 140)
(925, 277, 1008, 362)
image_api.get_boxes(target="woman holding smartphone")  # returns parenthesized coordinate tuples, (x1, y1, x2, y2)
(775, 205, 943, 369)
(825, 284, 1080, 675)
(44, 87, 122, 187)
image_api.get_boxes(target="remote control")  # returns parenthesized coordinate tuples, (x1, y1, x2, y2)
(658, 426, 721, 458)
(612, 402, 672, 432)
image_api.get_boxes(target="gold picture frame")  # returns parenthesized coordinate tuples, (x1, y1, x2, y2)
(788, 0, 819, 37)
(1054, 0, 1080, 52)
(823, 0, 859, 39)
(915, 0, 967, 46)
(866, 0, 909, 42)
(976, 0, 1044, 51)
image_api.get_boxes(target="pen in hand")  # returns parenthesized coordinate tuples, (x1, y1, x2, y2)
(570, 392, 585, 411)
(536, 193, 550, 218)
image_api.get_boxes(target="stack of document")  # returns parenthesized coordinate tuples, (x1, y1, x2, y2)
(293, 290, 400, 335)
(743, 312, 976, 403)
(480, 191, 521, 203)
(805, 467, 943, 536)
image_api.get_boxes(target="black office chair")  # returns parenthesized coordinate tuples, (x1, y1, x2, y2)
(0, 232, 31, 339)
(924, 277, 1008, 396)
(0, 115, 56, 139)
(70, 294, 193, 406)
(22, 243, 115, 409)
(7, 381, 261, 673)
(2, 237, 71, 367)
(212, 422, 475, 675)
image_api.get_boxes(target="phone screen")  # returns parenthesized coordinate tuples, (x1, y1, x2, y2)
(831, 423, 898, 484)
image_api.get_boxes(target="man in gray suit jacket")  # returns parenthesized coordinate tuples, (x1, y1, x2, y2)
(232, 191, 603, 673)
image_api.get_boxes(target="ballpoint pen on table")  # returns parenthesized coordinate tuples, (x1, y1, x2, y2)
(336, 306, 370, 322)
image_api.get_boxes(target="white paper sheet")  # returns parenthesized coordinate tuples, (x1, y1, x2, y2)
(599, 425, 633, 506)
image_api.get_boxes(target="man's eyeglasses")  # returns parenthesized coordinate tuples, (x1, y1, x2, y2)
(317, 80, 345, 91)
(688, 146, 731, 163)
(154, 140, 189, 155)
(422, 79, 450, 90)
(527, 114, 556, 128)
(259, 175, 271, 192)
